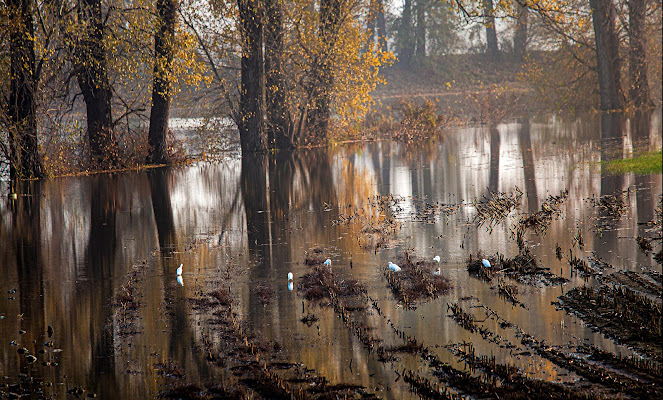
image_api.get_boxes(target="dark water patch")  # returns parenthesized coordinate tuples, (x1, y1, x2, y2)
(600, 270, 662, 301)
(519, 333, 662, 399)
(555, 285, 662, 360)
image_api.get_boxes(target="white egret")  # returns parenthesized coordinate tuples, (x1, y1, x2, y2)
(176, 264, 183, 276)
(287, 272, 294, 281)
(482, 259, 491, 269)
(323, 259, 331, 267)
(177, 275, 184, 286)
(288, 281, 294, 291)
(388, 262, 401, 272)
(433, 255, 441, 263)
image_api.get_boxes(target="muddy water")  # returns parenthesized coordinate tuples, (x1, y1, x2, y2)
(0, 110, 661, 398)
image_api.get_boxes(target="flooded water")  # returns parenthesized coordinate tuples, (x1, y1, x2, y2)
(1, 110, 661, 398)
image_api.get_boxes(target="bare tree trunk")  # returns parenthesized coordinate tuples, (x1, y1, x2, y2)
(377, 0, 387, 49)
(366, 0, 376, 48)
(513, 2, 528, 61)
(367, 0, 386, 49)
(147, 0, 178, 165)
(308, 0, 341, 138)
(265, 0, 293, 150)
(237, 0, 266, 153)
(7, 0, 43, 180)
(483, 0, 498, 56)
(399, 0, 415, 65)
(76, 0, 119, 168)
(589, 0, 624, 110)
(628, 0, 651, 108)
(415, 0, 426, 58)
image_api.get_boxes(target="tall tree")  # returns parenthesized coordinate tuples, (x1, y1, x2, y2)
(237, 0, 266, 153)
(75, 0, 119, 168)
(415, 0, 426, 58)
(398, 0, 415, 65)
(628, 0, 651, 108)
(308, 0, 342, 137)
(147, 0, 179, 164)
(7, 0, 43, 180)
(265, 0, 293, 150)
(376, 0, 387, 49)
(513, 2, 528, 61)
(483, 0, 498, 56)
(589, 0, 624, 110)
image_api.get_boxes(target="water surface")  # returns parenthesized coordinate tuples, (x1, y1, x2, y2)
(1, 110, 661, 398)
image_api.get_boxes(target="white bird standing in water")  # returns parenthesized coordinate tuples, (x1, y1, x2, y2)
(433, 256, 441, 275)
(388, 262, 401, 272)
(176, 264, 184, 286)
(482, 259, 491, 268)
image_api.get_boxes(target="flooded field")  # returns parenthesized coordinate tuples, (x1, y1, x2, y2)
(1, 110, 661, 398)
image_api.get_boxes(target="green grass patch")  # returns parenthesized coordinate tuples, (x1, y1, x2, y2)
(602, 151, 662, 175)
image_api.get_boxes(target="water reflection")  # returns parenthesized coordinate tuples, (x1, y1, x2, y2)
(0, 110, 661, 397)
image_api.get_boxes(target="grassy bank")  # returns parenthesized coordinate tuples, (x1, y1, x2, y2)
(602, 151, 663, 175)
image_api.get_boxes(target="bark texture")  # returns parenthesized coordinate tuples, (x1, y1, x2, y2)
(483, 0, 498, 56)
(265, 0, 293, 149)
(76, 0, 119, 168)
(589, 0, 624, 110)
(148, 0, 179, 164)
(399, 0, 415, 65)
(514, 3, 528, 61)
(415, 0, 426, 58)
(307, 0, 342, 138)
(7, 0, 44, 180)
(628, 0, 651, 108)
(237, 0, 266, 153)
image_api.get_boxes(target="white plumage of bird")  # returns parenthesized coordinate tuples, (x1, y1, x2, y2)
(323, 259, 331, 267)
(287, 272, 294, 281)
(433, 255, 441, 263)
(176, 264, 183, 275)
(388, 262, 401, 272)
(482, 259, 491, 268)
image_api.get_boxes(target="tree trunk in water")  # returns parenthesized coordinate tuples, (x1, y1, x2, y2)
(589, 0, 624, 110)
(483, 0, 498, 56)
(415, 0, 426, 58)
(237, 0, 266, 153)
(147, 0, 178, 164)
(628, 0, 651, 108)
(7, 0, 43, 180)
(513, 3, 528, 61)
(308, 0, 341, 138)
(265, 0, 293, 150)
(76, 0, 119, 168)
(399, 0, 415, 65)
